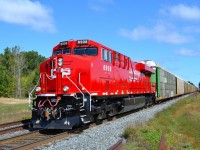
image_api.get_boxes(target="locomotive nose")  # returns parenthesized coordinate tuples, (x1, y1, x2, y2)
(37, 56, 73, 95)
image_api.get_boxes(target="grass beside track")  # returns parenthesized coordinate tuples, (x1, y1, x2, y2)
(123, 92, 200, 150)
(0, 98, 31, 124)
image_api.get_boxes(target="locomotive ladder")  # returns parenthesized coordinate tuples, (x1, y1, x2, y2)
(78, 73, 91, 124)
(28, 73, 42, 108)
(65, 73, 91, 124)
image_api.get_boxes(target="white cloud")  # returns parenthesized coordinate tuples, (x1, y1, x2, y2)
(88, 0, 114, 12)
(162, 4, 200, 21)
(177, 49, 200, 56)
(119, 24, 192, 44)
(120, 26, 151, 40)
(90, 5, 106, 12)
(0, 0, 55, 32)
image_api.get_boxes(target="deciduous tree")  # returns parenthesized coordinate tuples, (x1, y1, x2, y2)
(0, 47, 46, 98)
(12, 46, 25, 98)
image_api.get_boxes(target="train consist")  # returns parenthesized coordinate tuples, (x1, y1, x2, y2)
(30, 39, 197, 129)
(140, 60, 197, 100)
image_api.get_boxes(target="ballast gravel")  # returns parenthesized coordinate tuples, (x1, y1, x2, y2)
(37, 95, 189, 150)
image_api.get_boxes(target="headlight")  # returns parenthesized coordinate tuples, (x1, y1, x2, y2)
(35, 86, 41, 92)
(58, 58, 63, 66)
(63, 86, 69, 92)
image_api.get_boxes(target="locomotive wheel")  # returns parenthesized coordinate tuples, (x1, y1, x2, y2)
(107, 111, 114, 121)
(95, 119, 103, 125)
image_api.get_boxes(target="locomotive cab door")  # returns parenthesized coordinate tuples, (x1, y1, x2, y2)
(101, 48, 114, 94)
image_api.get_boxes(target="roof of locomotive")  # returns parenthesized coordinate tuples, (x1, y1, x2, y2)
(52, 39, 130, 58)
(52, 39, 155, 74)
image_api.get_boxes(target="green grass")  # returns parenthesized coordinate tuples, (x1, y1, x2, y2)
(123, 93, 200, 150)
(0, 102, 31, 124)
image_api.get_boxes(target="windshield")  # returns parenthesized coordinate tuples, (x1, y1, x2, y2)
(53, 48, 70, 56)
(73, 47, 98, 56)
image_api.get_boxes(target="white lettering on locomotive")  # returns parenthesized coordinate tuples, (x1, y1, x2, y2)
(103, 65, 112, 72)
(61, 68, 71, 78)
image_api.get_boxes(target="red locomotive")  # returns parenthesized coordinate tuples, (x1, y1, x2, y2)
(31, 39, 156, 129)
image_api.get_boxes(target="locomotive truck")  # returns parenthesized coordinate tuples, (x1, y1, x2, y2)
(30, 39, 197, 129)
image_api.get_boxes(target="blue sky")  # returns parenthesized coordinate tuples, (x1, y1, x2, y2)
(0, 0, 199, 86)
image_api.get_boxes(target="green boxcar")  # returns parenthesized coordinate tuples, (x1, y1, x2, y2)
(141, 60, 198, 101)
(150, 67, 160, 98)
(140, 60, 177, 101)
(155, 67, 177, 100)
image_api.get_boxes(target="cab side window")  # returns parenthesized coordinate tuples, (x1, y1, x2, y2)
(109, 51, 112, 63)
(102, 48, 112, 63)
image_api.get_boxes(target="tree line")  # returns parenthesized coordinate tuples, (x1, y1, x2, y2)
(0, 46, 46, 98)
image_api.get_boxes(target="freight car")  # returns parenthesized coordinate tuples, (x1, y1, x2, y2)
(140, 60, 197, 101)
(30, 39, 197, 129)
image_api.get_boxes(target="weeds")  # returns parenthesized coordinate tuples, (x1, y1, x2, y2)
(123, 93, 200, 150)
(0, 102, 31, 124)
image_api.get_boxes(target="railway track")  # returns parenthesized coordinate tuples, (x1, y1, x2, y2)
(0, 129, 73, 150)
(0, 119, 32, 135)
